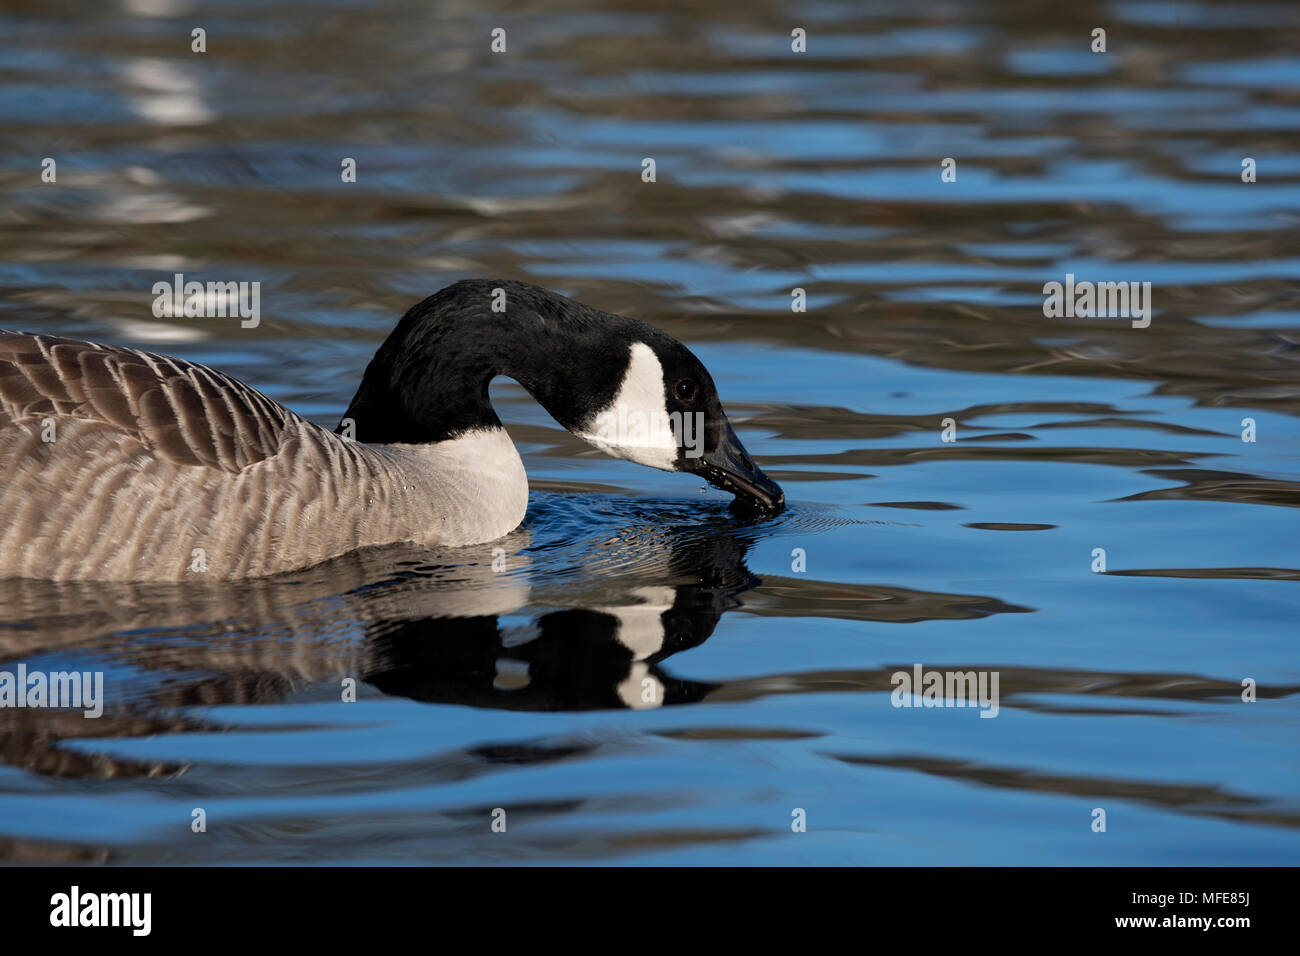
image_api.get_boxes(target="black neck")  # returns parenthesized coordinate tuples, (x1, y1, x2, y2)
(338, 280, 647, 444)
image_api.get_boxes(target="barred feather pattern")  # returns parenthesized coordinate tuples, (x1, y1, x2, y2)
(0, 332, 528, 581)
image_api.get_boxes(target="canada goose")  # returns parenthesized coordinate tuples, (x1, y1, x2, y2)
(0, 280, 783, 582)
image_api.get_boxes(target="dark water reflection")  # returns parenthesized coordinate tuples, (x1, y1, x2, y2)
(0, 0, 1298, 863)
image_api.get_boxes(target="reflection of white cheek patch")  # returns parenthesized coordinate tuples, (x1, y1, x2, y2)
(618, 663, 664, 710)
(578, 342, 678, 471)
(597, 586, 675, 661)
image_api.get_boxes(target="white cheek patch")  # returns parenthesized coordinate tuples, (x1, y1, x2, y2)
(578, 342, 680, 471)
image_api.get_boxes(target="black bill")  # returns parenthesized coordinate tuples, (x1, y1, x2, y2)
(688, 419, 785, 515)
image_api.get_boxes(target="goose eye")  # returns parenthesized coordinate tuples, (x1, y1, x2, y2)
(674, 378, 698, 402)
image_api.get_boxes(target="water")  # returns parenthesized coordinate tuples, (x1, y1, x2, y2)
(0, 0, 1298, 864)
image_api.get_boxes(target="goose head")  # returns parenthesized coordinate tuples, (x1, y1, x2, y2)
(339, 280, 785, 515)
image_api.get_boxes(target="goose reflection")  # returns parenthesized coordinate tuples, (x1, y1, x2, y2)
(0, 516, 758, 777)
(0, 506, 1040, 783)
(364, 530, 753, 711)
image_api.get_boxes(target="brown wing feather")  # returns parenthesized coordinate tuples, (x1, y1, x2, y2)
(0, 331, 295, 472)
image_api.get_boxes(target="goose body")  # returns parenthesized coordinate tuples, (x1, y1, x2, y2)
(0, 280, 781, 582)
